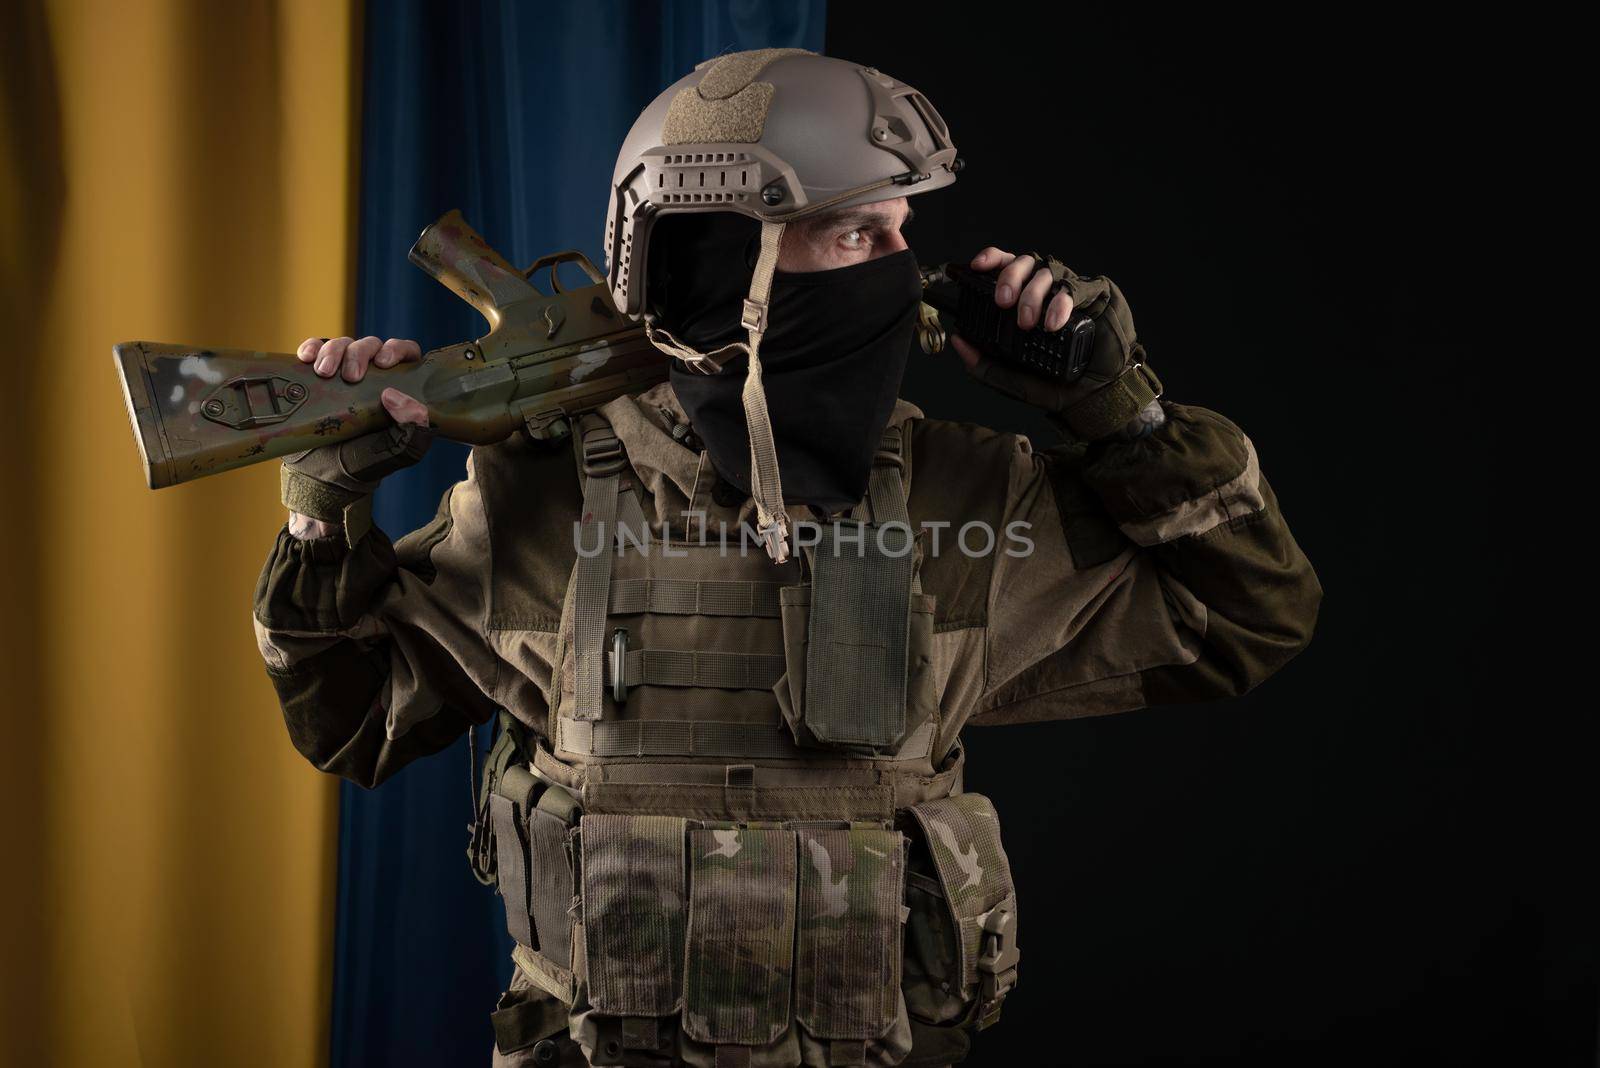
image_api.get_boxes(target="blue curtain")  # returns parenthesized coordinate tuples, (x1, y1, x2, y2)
(334, 3, 825, 1065)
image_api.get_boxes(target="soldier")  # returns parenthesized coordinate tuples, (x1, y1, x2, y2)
(258, 50, 1321, 1067)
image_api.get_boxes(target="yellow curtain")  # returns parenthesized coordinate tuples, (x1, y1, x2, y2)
(0, 2, 358, 1063)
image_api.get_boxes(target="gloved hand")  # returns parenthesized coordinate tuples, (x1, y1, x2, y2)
(283, 335, 432, 545)
(948, 248, 1163, 441)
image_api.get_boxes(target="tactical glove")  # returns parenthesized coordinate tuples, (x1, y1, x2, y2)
(964, 254, 1163, 441)
(280, 422, 433, 546)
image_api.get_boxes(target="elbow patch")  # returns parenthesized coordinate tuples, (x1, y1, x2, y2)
(1082, 404, 1264, 544)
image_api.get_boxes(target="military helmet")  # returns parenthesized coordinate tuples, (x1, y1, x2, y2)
(603, 49, 959, 320)
(601, 49, 959, 565)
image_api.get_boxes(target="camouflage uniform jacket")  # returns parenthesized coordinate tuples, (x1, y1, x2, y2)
(254, 381, 1321, 789)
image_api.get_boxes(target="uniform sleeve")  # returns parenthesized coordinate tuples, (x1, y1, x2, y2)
(971, 402, 1321, 725)
(252, 453, 503, 788)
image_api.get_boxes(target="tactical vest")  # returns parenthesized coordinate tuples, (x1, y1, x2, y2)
(473, 409, 1021, 1067)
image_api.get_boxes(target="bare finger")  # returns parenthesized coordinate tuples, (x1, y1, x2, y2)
(1043, 290, 1075, 332)
(969, 246, 1014, 272)
(315, 337, 352, 377)
(296, 337, 327, 363)
(1017, 267, 1054, 330)
(342, 335, 383, 382)
(374, 337, 422, 368)
(381, 388, 430, 427)
(994, 255, 1036, 308)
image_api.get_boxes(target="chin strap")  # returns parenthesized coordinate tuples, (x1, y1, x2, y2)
(642, 220, 792, 563)
(739, 221, 790, 562)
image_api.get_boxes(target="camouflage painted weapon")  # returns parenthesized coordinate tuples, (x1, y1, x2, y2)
(114, 210, 665, 488)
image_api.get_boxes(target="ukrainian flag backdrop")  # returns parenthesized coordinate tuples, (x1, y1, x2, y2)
(0, 2, 821, 1065)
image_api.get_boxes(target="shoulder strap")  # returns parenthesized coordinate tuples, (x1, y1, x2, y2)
(850, 416, 915, 526)
(865, 420, 912, 527)
(571, 413, 631, 722)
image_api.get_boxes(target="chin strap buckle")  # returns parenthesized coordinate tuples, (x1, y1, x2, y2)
(740, 297, 769, 333)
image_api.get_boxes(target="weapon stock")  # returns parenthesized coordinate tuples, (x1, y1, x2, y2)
(114, 210, 665, 489)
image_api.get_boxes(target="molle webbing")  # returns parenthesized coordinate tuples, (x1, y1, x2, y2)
(567, 749, 964, 824)
(605, 649, 786, 691)
(609, 578, 783, 618)
(558, 717, 935, 762)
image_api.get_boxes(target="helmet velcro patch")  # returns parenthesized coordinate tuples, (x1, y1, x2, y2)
(662, 81, 775, 145)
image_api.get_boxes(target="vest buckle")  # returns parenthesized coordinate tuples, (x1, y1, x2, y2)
(582, 433, 626, 477)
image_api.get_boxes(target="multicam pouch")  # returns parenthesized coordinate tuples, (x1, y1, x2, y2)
(793, 828, 906, 1043)
(683, 827, 797, 1047)
(581, 814, 689, 1020)
(902, 794, 1021, 1030)
(572, 816, 915, 1067)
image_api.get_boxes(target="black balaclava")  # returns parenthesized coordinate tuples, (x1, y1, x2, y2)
(650, 211, 922, 515)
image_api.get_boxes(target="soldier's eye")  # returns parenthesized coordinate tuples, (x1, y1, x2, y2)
(840, 229, 867, 250)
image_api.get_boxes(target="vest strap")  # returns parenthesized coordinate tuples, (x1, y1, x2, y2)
(865, 422, 911, 527)
(609, 577, 783, 618)
(511, 941, 576, 1005)
(558, 716, 935, 762)
(605, 648, 786, 692)
(573, 416, 625, 722)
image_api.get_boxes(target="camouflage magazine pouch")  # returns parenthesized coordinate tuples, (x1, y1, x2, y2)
(581, 814, 689, 1017)
(793, 827, 907, 1043)
(904, 794, 1021, 1030)
(682, 826, 798, 1047)
(575, 818, 916, 1066)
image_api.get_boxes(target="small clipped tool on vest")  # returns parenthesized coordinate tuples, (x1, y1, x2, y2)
(919, 263, 1096, 382)
(609, 628, 629, 706)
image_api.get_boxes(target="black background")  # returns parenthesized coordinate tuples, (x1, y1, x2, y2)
(828, 8, 1588, 1066)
